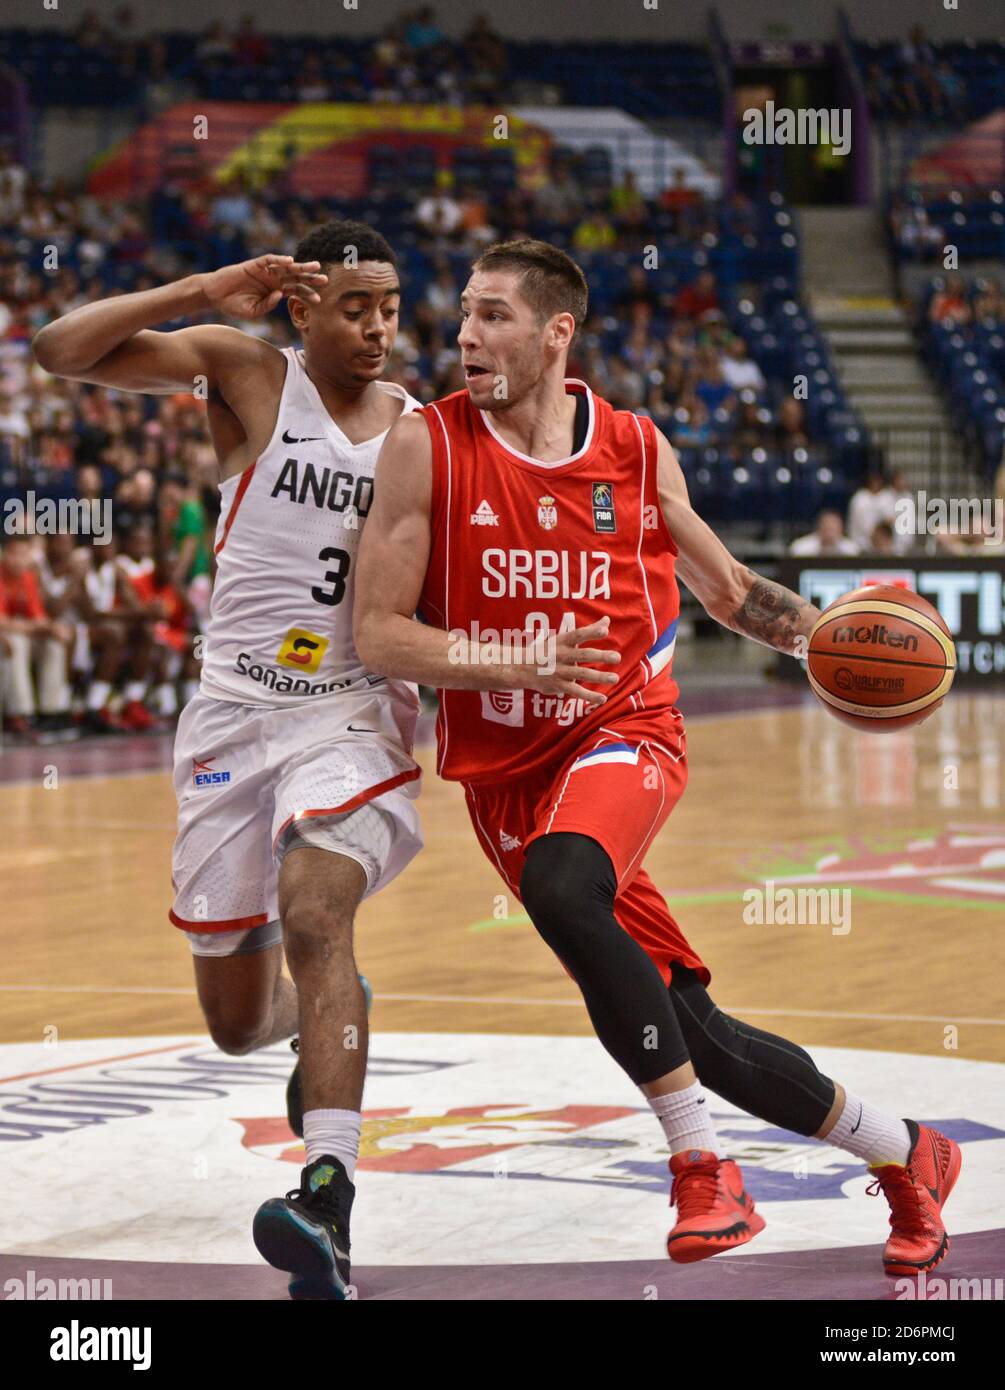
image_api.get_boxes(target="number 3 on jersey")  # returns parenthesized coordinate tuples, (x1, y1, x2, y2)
(312, 546, 350, 606)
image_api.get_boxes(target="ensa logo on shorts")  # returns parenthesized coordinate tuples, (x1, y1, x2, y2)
(192, 757, 231, 788)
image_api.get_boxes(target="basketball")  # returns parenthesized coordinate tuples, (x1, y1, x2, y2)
(807, 585, 956, 732)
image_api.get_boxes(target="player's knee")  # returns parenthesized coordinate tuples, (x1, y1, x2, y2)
(520, 833, 616, 936)
(282, 901, 355, 973)
(204, 1008, 270, 1056)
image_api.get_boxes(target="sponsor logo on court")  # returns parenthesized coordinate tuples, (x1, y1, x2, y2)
(1, 1036, 1001, 1266)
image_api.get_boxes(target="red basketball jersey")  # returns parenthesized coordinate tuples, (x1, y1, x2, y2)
(418, 380, 682, 785)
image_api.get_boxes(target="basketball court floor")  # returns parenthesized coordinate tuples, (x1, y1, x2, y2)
(2, 653, 1003, 1300)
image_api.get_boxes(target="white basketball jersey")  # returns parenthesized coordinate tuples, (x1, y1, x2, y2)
(200, 347, 421, 706)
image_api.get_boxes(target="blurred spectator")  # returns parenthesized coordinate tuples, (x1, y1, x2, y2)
(532, 164, 584, 228)
(675, 270, 719, 322)
(405, 6, 445, 52)
(868, 521, 897, 555)
(790, 511, 860, 557)
(719, 337, 765, 393)
(0, 145, 28, 224)
(295, 54, 332, 103)
(0, 534, 74, 739)
(847, 470, 896, 550)
(234, 16, 270, 67)
(774, 397, 810, 452)
(660, 168, 701, 222)
(974, 279, 1005, 323)
(929, 275, 971, 325)
(196, 21, 233, 63)
(415, 179, 464, 243)
(609, 171, 646, 230)
(572, 209, 617, 254)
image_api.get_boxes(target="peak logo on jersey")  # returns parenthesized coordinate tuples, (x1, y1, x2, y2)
(537, 496, 558, 531)
(471, 500, 499, 526)
(592, 481, 616, 534)
(499, 828, 522, 852)
(192, 757, 231, 787)
(481, 689, 525, 727)
(275, 627, 329, 675)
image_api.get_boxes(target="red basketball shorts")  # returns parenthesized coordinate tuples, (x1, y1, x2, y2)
(463, 709, 709, 985)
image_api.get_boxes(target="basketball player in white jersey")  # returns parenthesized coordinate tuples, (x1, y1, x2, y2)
(33, 222, 423, 1298)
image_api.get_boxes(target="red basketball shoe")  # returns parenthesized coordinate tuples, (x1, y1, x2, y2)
(119, 699, 156, 731)
(867, 1120, 962, 1276)
(666, 1150, 765, 1263)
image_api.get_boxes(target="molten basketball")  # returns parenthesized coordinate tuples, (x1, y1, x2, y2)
(807, 585, 956, 732)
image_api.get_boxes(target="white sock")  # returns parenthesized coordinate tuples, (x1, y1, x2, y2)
(86, 679, 112, 710)
(124, 681, 146, 703)
(649, 1081, 724, 1158)
(826, 1091, 911, 1166)
(303, 1108, 362, 1180)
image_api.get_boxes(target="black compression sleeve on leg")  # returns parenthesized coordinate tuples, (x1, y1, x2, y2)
(667, 966, 836, 1135)
(520, 833, 690, 1085)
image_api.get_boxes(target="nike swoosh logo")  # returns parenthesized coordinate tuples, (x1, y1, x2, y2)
(347, 725, 378, 734)
(924, 1134, 942, 1204)
(282, 430, 324, 444)
(850, 1104, 863, 1135)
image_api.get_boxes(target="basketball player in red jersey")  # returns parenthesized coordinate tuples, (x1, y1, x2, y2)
(355, 240, 961, 1274)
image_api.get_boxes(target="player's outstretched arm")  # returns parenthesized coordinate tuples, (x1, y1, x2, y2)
(655, 429, 819, 657)
(354, 413, 621, 703)
(31, 255, 326, 394)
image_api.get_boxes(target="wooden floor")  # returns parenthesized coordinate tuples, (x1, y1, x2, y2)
(4, 689, 1003, 1063)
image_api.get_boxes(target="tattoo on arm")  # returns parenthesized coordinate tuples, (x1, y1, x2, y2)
(730, 574, 815, 653)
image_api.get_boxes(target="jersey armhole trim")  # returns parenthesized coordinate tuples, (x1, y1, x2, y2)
(641, 413, 680, 558)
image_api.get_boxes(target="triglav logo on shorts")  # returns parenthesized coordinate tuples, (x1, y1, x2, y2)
(537, 495, 558, 531)
(192, 758, 231, 788)
(275, 627, 329, 675)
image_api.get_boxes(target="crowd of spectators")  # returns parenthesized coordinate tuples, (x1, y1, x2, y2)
(863, 26, 969, 124)
(0, 154, 850, 742)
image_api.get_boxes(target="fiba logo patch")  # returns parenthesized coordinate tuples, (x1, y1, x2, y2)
(481, 689, 525, 727)
(592, 481, 616, 534)
(537, 495, 558, 531)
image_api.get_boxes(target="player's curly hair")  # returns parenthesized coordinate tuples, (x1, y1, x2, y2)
(294, 220, 397, 272)
(472, 238, 589, 329)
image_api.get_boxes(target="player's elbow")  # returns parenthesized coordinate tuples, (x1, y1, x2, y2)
(353, 609, 392, 675)
(32, 323, 84, 377)
(31, 325, 62, 374)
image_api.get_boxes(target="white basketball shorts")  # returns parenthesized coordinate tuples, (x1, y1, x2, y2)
(169, 684, 422, 954)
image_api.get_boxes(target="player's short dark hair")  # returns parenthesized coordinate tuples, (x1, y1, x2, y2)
(294, 220, 397, 273)
(472, 238, 589, 330)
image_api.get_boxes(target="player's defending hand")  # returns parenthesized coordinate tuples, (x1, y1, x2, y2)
(521, 616, 621, 706)
(201, 255, 329, 319)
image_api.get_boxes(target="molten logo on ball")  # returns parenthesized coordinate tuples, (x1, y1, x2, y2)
(832, 623, 919, 652)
